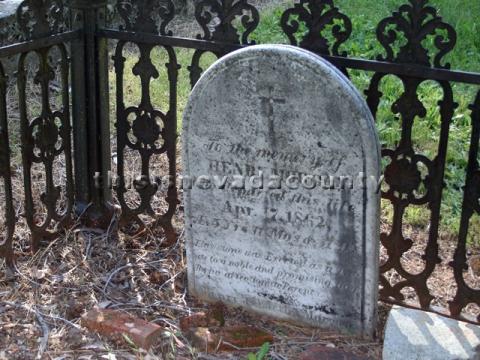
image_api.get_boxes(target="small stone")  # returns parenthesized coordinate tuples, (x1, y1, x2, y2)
(81, 309, 163, 349)
(179, 304, 225, 332)
(383, 306, 480, 360)
(66, 300, 84, 320)
(148, 269, 170, 284)
(218, 326, 274, 350)
(186, 327, 218, 352)
(298, 345, 367, 360)
(207, 302, 226, 326)
(179, 313, 211, 332)
(186, 326, 273, 353)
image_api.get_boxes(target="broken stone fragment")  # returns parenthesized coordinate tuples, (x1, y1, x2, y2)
(219, 326, 274, 350)
(383, 306, 480, 360)
(179, 305, 226, 331)
(186, 327, 218, 352)
(180, 312, 213, 331)
(81, 308, 163, 350)
(185, 325, 273, 353)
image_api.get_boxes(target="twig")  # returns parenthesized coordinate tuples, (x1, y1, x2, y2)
(101, 259, 164, 295)
(42, 314, 81, 330)
(215, 336, 225, 352)
(75, 228, 105, 235)
(35, 310, 49, 359)
(269, 352, 288, 360)
(158, 269, 184, 291)
(106, 207, 119, 240)
(3, 301, 50, 359)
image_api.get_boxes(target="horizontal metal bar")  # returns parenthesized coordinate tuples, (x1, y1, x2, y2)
(0, 31, 82, 59)
(98, 28, 242, 54)
(323, 55, 480, 85)
(98, 28, 480, 86)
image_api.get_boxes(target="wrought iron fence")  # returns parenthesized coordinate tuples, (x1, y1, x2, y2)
(0, 0, 479, 324)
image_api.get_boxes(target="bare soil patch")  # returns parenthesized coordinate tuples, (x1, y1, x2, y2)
(0, 212, 383, 359)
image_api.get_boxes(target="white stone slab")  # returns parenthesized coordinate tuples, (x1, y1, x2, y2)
(183, 45, 381, 337)
(383, 306, 480, 360)
(0, 0, 22, 19)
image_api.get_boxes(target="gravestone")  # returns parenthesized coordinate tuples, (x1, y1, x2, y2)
(183, 45, 381, 337)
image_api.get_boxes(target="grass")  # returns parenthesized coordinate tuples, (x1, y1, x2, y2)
(113, 0, 480, 242)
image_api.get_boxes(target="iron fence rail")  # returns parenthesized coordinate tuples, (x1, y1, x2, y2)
(98, 28, 480, 85)
(0, 0, 479, 324)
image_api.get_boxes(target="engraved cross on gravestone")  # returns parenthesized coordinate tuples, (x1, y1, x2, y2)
(259, 86, 286, 148)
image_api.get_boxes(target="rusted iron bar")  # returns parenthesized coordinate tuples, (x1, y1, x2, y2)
(0, 30, 81, 59)
(69, 0, 114, 228)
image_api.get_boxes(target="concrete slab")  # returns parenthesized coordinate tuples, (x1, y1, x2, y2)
(0, 0, 22, 19)
(383, 306, 480, 360)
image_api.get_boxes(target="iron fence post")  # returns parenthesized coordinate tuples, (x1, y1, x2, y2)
(69, 0, 114, 228)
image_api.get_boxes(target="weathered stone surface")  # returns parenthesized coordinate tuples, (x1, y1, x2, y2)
(383, 306, 480, 360)
(0, 0, 21, 19)
(81, 309, 163, 349)
(183, 45, 380, 336)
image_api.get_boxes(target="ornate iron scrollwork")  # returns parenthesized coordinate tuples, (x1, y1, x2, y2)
(16, 0, 69, 40)
(0, 61, 15, 268)
(195, 0, 259, 43)
(383, 151, 432, 204)
(17, 45, 74, 252)
(372, 78, 455, 308)
(280, 0, 352, 57)
(366, 0, 458, 309)
(450, 91, 480, 321)
(189, 0, 259, 87)
(116, 0, 175, 35)
(376, 0, 456, 68)
(113, 1, 180, 245)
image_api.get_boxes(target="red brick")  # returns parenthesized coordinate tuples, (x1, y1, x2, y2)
(298, 345, 368, 360)
(81, 309, 163, 349)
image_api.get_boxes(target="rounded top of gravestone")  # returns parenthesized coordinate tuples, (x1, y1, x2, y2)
(185, 44, 380, 177)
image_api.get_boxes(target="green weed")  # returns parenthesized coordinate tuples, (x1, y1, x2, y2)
(247, 342, 270, 360)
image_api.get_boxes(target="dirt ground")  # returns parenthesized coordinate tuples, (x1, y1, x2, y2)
(0, 218, 385, 359)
